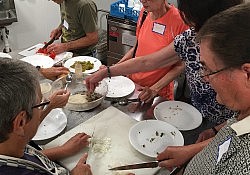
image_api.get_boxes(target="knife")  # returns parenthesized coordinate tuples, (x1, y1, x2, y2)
(109, 161, 159, 170)
(42, 37, 56, 49)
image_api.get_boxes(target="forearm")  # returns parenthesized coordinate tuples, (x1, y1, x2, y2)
(109, 42, 180, 76)
(41, 146, 69, 161)
(150, 61, 185, 93)
(117, 47, 135, 64)
(186, 138, 213, 158)
(65, 31, 98, 51)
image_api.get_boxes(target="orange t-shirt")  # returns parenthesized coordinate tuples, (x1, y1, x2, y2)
(128, 5, 189, 100)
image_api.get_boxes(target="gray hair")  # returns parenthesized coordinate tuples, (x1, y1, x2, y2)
(197, 2, 250, 67)
(0, 58, 39, 142)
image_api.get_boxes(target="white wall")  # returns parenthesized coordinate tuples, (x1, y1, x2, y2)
(3, 0, 60, 50)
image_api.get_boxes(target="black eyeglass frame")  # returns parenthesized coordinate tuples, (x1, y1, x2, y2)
(199, 66, 230, 79)
(31, 101, 50, 109)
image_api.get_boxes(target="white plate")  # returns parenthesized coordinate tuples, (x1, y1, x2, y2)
(32, 108, 67, 141)
(64, 56, 102, 74)
(0, 52, 12, 58)
(104, 76, 135, 98)
(154, 101, 202, 131)
(21, 54, 54, 68)
(129, 120, 184, 158)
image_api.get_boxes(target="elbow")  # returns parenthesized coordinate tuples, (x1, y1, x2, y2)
(90, 32, 98, 45)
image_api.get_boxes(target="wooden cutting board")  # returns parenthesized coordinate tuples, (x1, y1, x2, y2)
(44, 106, 162, 175)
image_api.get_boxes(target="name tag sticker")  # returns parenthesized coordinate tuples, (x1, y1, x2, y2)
(63, 19, 69, 30)
(217, 137, 232, 164)
(152, 22, 166, 35)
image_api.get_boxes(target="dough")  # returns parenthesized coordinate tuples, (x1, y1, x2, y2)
(68, 93, 88, 104)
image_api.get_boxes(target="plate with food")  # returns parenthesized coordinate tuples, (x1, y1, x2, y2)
(21, 54, 54, 68)
(129, 120, 184, 158)
(64, 56, 102, 74)
(104, 76, 135, 98)
(154, 101, 203, 131)
(32, 108, 67, 141)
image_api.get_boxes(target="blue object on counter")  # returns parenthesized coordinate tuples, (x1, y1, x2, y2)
(110, 0, 140, 22)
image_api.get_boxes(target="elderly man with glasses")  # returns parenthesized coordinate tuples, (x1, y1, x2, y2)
(0, 58, 92, 175)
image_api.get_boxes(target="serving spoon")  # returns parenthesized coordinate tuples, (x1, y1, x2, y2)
(64, 73, 72, 91)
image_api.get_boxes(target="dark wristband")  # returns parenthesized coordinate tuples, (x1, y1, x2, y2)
(107, 66, 111, 79)
(36, 66, 41, 71)
(212, 127, 218, 134)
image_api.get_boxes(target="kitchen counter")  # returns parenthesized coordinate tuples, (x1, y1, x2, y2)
(9, 49, 216, 175)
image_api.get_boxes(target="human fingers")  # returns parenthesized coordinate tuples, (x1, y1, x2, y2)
(99, 65, 106, 70)
(50, 30, 56, 39)
(55, 66, 70, 72)
(195, 134, 205, 143)
(138, 87, 152, 102)
(158, 159, 176, 170)
(78, 153, 88, 164)
(46, 44, 55, 53)
(85, 77, 98, 92)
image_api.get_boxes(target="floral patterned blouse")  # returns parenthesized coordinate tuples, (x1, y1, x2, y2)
(174, 28, 236, 124)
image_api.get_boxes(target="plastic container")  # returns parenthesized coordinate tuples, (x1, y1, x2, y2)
(110, 0, 140, 22)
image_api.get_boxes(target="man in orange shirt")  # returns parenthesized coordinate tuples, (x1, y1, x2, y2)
(117, 0, 189, 100)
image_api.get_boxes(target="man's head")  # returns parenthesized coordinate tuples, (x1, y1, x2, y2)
(197, 3, 250, 111)
(0, 58, 41, 143)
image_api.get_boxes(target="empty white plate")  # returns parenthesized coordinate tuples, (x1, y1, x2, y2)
(64, 56, 102, 74)
(154, 101, 202, 131)
(21, 54, 54, 68)
(104, 76, 135, 98)
(32, 108, 67, 141)
(129, 120, 184, 158)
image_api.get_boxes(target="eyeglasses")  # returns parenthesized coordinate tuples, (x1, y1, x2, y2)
(32, 101, 50, 110)
(198, 64, 230, 79)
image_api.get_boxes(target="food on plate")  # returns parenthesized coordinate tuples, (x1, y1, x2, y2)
(40, 82, 52, 95)
(68, 91, 103, 104)
(36, 48, 56, 59)
(70, 61, 94, 72)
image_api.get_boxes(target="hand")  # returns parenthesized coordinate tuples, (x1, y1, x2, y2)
(48, 89, 70, 109)
(47, 43, 68, 55)
(60, 133, 90, 157)
(71, 153, 93, 175)
(157, 145, 193, 171)
(98, 64, 107, 70)
(40, 67, 69, 81)
(85, 68, 107, 92)
(50, 28, 62, 40)
(195, 128, 215, 143)
(138, 86, 158, 103)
